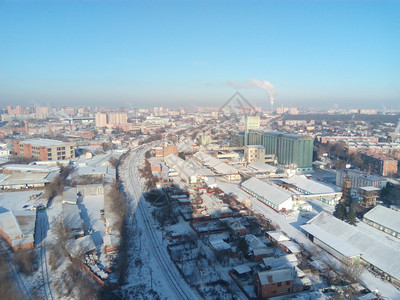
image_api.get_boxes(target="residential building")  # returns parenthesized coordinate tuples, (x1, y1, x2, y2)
(13, 139, 75, 161)
(360, 152, 398, 176)
(254, 268, 294, 299)
(336, 169, 388, 192)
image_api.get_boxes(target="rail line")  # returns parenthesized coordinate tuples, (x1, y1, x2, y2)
(0, 240, 31, 298)
(122, 147, 197, 300)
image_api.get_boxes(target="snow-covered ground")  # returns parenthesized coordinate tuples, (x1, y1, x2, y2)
(119, 146, 200, 299)
(215, 178, 400, 299)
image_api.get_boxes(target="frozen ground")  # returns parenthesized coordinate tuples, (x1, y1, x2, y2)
(119, 145, 199, 299)
(215, 178, 400, 299)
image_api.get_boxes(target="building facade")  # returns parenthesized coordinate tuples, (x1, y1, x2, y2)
(244, 115, 260, 146)
(14, 139, 75, 161)
(248, 130, 313, 171)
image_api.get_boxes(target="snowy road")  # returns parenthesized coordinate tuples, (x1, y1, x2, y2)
(121, 146, 199, 300)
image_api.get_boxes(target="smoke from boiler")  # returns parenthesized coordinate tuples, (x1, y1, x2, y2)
(226, 78, 276, 108)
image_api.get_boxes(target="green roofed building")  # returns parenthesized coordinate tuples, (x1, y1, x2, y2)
(248, 130, 313, 172)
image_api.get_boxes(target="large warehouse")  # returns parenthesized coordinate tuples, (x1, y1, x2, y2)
(240, 177, 293, 211)
(301, 211, 400, 286)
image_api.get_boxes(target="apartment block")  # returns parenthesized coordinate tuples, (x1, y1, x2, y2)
(14, 139, 75, 161)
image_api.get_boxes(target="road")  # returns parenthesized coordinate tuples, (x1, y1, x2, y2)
(120, 146, 199, 300)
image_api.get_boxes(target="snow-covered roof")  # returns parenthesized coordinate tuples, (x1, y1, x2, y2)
(0, 208, 35, 246)
(257, 268, 294, 285)
(2, 164, 60, 173)
(209, 239, 231, 251)
(164, 154, 185, 168)
(262, 254, 298, 269)
(66, 235, 96, 257)
(241, 178, 293, 207)
(20, 139, 67, 147)
(247, 161, 276, 173)
(282, 175, 340, 195)
(62, 203, 83, 230)
(213, 162, 239, 175)
(245, 234, 267, 250)
(267, 231, 290, 242)
(301, 211, 400, 280)
(233, 264, 251, 275)
(363, 205, 400, 234)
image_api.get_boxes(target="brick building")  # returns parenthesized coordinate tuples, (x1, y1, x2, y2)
(254, 268, 294, 298)
(360, 152, 398, 176)
(14, 139, 75, 161)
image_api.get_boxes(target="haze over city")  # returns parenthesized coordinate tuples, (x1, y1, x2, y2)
(2, 1, 400, 300)
(1, 0, 399, 108)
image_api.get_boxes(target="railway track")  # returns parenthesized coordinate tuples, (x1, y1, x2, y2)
(122, 147, 197, 300)
(0, 240, 31, 299)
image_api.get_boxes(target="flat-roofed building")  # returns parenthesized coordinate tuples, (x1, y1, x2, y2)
(244, 145, 265, 163)
(14, 139, 75, 161)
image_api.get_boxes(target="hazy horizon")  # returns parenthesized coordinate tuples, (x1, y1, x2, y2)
(1, 1, 399, 109)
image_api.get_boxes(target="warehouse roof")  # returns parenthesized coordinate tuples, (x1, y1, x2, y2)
(363, 205, 400, 234)
(282, 175, 340, 194)
(0, 208, 35, 246)
(241, 177, 293, 207)
(301, 211, 400, 280)
(247, 161, 276, 173)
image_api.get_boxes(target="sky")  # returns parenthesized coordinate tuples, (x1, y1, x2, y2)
(0, 0, 399, 109)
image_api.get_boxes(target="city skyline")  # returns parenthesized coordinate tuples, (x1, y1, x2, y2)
(1, 0, 399, 108)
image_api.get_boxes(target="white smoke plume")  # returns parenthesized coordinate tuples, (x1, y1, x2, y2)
(226, 78, 276, 108)
(394, 118, 400, 142)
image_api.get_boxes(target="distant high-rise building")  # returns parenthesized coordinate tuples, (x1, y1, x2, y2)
(244, 116, 260, 146)
(95, 112, 108, 127)
(95, 112, 127, 127)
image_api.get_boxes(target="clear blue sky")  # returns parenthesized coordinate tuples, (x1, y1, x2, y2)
(0, 0, 399, 109)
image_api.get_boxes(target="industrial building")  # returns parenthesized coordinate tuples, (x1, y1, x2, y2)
(13, 139, 75, 161)
(0, 208, 36, 251)
(248, 130, 313, 172)
(240, 177, 293, 211)
(244, 115, 260, 146)
(281, 175, 342, 206)
(301, 211, 400, 286)
(363, 205, 400, 239)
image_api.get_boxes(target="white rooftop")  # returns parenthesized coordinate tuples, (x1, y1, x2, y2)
(301, 211, 400, 281)
(21, 139, 68, 147)
(363, 205, 400, 234)
(283, 175, 340, 194)
(241, 177, 293, 207)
